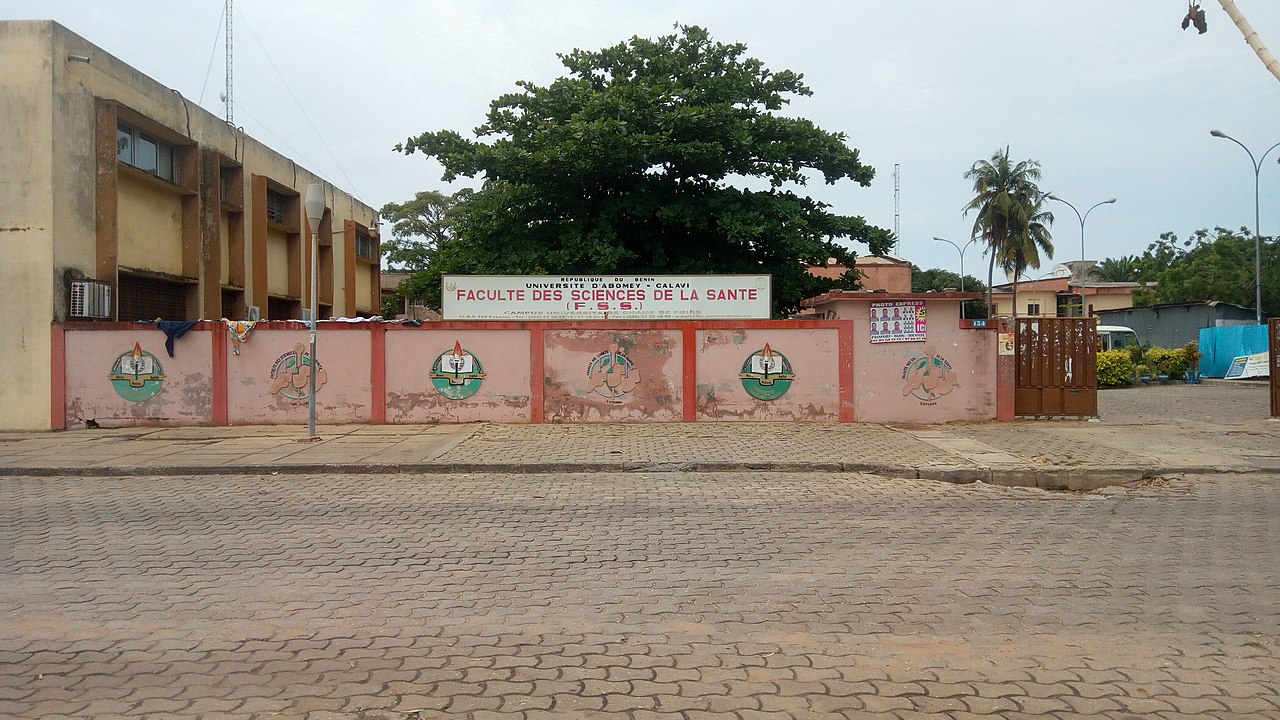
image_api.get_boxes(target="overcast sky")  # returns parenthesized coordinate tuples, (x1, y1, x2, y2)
(11, 1, 1280, 280)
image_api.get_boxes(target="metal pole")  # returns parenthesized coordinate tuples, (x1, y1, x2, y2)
(308, 229, 318, 439)
(1047, 195, 1115, 318)
(933, 237, 975, 319)
(1211, 131, 1280, 324)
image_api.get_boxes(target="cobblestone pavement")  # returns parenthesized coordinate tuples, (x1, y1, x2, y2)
(3, 470, 1279, 719)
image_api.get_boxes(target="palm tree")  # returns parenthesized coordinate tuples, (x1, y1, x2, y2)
(997, 194, 1054, 316)
(962, 147, 1050, 316)
(1094, 255, 1141, 282)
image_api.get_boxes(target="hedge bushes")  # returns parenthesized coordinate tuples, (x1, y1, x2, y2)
(1097, 350, 1135, 388)
(1098, 344, 1195, 386)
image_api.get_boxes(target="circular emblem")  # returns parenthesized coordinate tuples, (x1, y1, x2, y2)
(109, 342, 165, 401)
(586, 346, 640, 403)
(270, 343, 327, 400)
(430, 342, 486, 400)
(738, 344, 795, 401)
(901, 346, 957, 403)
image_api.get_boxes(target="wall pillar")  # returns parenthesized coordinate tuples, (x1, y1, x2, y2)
(996, 318, 1016, 421)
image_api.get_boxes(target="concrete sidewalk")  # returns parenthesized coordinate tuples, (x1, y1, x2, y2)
(3, 407, 1277, 489)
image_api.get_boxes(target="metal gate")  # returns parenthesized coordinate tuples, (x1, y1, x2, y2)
(1270, 318, 1279, 418)
(1015, 317, 1098, 417)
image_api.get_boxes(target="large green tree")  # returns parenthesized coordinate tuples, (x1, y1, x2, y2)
(1126, 227, 1278, 314)
(910, 265, 988, 318)
(962, 147, 1052, 316)
(395, 25, 892, 316)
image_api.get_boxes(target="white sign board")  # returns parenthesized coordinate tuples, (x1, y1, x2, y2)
(1224, 352, 1270, 379)
(442, 275, 771, 321)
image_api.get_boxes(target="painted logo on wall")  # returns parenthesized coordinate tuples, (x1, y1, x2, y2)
(586, 345, 640, 403)
(430, 341, 486, 400)
(270, 343, 328, 400)
(109, 342, 165, 402)
(738, 343, 795, 401)
(901, 346, 958, 404)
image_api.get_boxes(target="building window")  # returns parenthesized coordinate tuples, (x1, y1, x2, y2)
(355, 229, 375, 260)
(1027, 302, 1041, 316)
(116, 121, 176, 182)
(266, 190, 288, 225)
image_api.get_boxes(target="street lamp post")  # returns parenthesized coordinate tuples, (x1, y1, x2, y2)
(303, 183, 326, 440)
(932, 236, 977, 318)
(1209, 129, 1280, 324)
(1046, 194, 1116, 318)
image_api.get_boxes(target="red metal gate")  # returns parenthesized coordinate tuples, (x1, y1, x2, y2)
(1270, 318, 1279, 418)
(1015, 317, 1098, 417)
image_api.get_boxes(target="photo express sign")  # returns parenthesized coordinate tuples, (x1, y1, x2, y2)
(442, 275, 771, 321)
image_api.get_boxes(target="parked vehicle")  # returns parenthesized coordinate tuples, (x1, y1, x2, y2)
(1097, 325, 1139, 351)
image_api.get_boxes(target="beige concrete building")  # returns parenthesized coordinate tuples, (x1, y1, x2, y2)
(1, 20, 380, 429)
(990, 276, 1148, 318)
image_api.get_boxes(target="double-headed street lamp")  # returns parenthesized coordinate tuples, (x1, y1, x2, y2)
(932, 236, 977, 318)
(1046, 194, 1116, 318)
(1209, 129, 1280, 324)
(303, 183, 326, 440)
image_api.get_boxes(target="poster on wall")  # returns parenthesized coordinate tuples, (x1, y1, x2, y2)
(869, 301, 926, 343)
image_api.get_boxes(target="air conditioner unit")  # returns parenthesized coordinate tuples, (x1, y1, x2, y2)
(70, 280, 112, 318)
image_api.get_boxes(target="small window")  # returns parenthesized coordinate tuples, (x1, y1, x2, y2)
(355, 229, 374, 259)
(266, 190, 287, 225)
(116, 121, 176, 181)
(116, 121, 176, 182)
(1027, 302, 1041, 316)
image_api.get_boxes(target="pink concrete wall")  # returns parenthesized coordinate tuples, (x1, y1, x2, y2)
(826, 298, 996, 422)
(384, 329, 532, 423)
(226, 324, 372, 425)
(63, 328, 213, 426)
(543, 328, 682, 422)
(54, 308, 998, 427)
(696, 328, 840, 421)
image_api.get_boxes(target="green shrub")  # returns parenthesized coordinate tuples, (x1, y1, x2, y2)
(1144, 347, 1188, 376)
(1097, 349, 1135, 388)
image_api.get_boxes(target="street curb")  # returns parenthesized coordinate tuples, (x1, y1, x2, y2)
(0, 461, 1215, 489)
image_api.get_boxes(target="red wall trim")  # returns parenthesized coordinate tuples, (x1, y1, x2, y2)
(50, 324, 66, 430)
(212, 322, 228, 425)
(370, 323, 387, 423)
(530, 325, 545, 423)
(838, 320, 855, 422)
(683, 325, 697, 421)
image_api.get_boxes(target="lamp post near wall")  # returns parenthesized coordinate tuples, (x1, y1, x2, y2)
(1209, 129, 1279, 324)
(932, 236, 977, 318)
(1046, 194, 1116, 318)
(303, 183, 326, 440)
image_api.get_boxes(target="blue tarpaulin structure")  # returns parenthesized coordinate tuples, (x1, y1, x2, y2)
(1198, 325, 1269, 377)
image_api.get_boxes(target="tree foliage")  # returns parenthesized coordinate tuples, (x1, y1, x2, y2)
(1096, 227, 1278, 315)
(962, 147, 1053, 316)
(910, 265, 988, 318)
(378, 190, 459, 271)
(394, 25, 891, 316)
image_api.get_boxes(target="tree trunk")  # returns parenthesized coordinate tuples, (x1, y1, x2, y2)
(1218, 0, 1280, 83)
(986, 251, 996, 317)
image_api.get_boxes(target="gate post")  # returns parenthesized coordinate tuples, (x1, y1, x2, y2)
(1270, 318, 1279, 418)
(996, 317, 1016, 422)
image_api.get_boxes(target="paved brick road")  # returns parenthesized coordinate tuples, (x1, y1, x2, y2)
(3, 471, 1279, 719)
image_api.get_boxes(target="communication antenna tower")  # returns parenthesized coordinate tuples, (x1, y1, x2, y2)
(893, 163, 901, 255)
(224, 0, 233, 124)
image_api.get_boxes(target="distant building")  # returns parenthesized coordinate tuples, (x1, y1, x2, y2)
(381, 272, 441, 321)
(806, 254, 912, 293)
(989, 276, 1151, 318)
(1095, 301, 1261, 348)
(1, 20, 380, 429)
